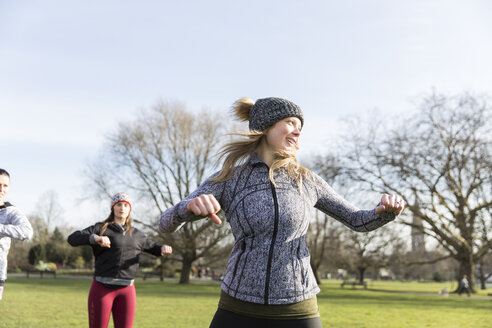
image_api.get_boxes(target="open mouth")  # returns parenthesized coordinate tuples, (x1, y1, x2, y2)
(286, 138, 297, 146)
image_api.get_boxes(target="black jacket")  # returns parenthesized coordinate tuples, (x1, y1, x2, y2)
(67, 222, 162, 279)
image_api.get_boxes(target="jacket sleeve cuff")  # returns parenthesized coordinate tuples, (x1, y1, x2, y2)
(89, 234, 97, 245)
(176, 200, 205, 222)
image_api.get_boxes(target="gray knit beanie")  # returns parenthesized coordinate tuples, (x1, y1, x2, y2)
(249, 97, 304, 131)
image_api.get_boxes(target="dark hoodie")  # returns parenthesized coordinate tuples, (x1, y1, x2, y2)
(68, 222, 162, 279)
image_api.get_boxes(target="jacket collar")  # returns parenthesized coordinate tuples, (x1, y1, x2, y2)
(0, 202, 12, 209)
(248, 152, 268, 167)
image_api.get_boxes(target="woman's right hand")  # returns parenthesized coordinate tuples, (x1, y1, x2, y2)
(94, 235, 111, 248)
(186, 194, 222, 225)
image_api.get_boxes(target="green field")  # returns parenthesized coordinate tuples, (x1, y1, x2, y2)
(0, 278, 490, 327)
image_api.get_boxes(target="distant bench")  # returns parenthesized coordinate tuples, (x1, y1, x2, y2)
(142, 270, 164, 282)
(25, 270, 57, 279)
(340, 281, 367, 289)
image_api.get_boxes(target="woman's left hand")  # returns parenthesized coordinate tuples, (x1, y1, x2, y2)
(375, 193, 404, 215)
(161, 245, 173, 256)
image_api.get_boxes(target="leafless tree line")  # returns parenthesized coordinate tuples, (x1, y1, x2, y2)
(59, 91, 490, 290)
(85, 100, 233, 283)
(326, 91, 492, 291)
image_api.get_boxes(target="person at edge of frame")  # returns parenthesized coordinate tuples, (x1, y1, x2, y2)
(0, 168, 34, 301)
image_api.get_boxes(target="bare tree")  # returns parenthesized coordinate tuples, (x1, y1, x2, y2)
(25, 191, 65, 265)
(477, 250, 492, 290)
(341, 91, 492, 292)
(306, 154, 346, 284)
(37, 191, 64, 229)
(307, 153, 403, 284)
(31, 190, 64, 244)
(340, 226, 399, 283)
(7, 239, 31, 270)
(307, 210, 344, 284)
(86, 101, 232, 283)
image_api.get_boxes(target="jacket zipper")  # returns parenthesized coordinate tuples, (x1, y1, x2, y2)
(264, 180, 279, 305)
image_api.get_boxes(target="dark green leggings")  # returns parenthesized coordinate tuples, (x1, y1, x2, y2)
(209, 308, 323, 328)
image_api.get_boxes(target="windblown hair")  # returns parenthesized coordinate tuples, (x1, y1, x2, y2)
(99, 210, 133, 236)
(211, 98, 312, 189)
(212, 130, 264, 182)
(269, 150, 312, 190)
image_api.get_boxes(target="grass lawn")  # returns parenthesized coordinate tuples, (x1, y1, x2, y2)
(0, 278, 490, 327)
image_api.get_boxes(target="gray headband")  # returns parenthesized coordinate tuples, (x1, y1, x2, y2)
(249, 97, 304, 131)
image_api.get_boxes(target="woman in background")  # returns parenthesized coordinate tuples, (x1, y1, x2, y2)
(68, 192, 172, 328)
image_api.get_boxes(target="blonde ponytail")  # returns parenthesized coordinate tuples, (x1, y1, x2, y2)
(233, 97, 255, 122)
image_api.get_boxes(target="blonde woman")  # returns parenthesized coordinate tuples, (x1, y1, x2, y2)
(159, 97, 404, 328)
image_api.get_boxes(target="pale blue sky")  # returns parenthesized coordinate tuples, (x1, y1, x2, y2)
(1, 0, 491, 227)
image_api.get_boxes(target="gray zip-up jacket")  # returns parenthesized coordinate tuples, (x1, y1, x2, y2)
(159, 153, 396, 305)
(0, 203, 33, 280)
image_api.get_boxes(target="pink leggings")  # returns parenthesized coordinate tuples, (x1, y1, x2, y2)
(88, 279, 136, 328)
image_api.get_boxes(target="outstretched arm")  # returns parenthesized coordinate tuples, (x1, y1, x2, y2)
(0, 207, 33, 241)
(139, 230, 173, 256)
(313, 174, 404, 232)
